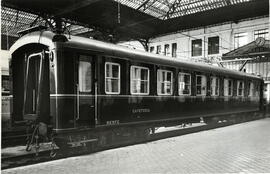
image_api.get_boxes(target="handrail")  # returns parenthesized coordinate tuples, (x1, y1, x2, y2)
(76, 84, 80, 120)
(22, 52, 43, 117)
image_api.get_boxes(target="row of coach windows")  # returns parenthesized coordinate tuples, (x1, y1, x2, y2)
(104, 62, 259, 97)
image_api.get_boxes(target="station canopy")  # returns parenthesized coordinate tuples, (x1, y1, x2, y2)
(1, 0, 269, 42)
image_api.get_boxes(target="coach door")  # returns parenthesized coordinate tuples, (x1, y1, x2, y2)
(23, 51, 50, 122)
(76, 55, 96, 127)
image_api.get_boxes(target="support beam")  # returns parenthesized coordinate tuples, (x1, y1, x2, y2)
(138, 38, 149, 51)
(55, 0, 102, 16)
(137, 0, 151, 11)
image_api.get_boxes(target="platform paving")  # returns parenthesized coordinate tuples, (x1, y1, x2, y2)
(2, 118, 270, 173)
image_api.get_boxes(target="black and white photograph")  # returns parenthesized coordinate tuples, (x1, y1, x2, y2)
(1, 0, 270, 173)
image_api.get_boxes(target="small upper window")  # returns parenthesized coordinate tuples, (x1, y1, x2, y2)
(192, 39, 202, 57)
(247, 82, 254, 97)
(130, 66, 149, 95)
(157, 70, 173, 95)
(237, 80, 244, 96)
(224, 79, 233, 96)
(210, 76, 219, 96)
(79, 56, 92, 92)
(164, 44, 170, 56)
(172, 43, 177, 58)
(178, 73, 191, 95)
(150, 46, 155, 53)
(156, 45, 161, 54)
(196, 75, 207, 96)
(208, 36, 219, 55)
(105, 62, 120, 94)
(254, 29, 269, 40)
(234, 33, 248, 48)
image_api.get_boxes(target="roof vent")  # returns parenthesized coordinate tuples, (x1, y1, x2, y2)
(52, 34, 68, 42)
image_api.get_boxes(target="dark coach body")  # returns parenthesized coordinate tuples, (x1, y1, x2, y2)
(10, 31, 264, 148)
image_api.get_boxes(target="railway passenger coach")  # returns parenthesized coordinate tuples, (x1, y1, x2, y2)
(10, 31, 264, 149)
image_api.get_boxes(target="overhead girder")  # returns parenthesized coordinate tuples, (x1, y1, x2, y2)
(1, 0, 269, 42)
(55, 0, 101, 17)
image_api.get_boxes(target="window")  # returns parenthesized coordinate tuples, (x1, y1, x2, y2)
(208, 37, 219, 55)
(164, 44, 170, 56)
(172, 43, 177, 58)
(224, 79, 233, 96)
(157, 70, 173, 95)
(237, 80, 244, 96)
(130, 66, 149, 95)
(210, 76, 219, 96)
(178, 73, 191, 95)
(255, 82, 260, 97)
(79, 56, 92, 92)
(247, 82, 254, 97)
(192, 39, 202, 57)
(1, 75, 10, 94)
(196, 75, 207, 96)
(254, 29, 269, 40)
(105, 62, 120, 94)
(234, 33, 248, 48)
(150, 46, 154, 53)
(156, 45, 161, 54)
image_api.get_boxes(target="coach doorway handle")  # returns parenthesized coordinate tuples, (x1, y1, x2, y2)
(76, 84, 80, 120)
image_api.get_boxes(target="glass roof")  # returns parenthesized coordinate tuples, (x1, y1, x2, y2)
(1, 0, 256, 38)
(1, 6, 93, 37)
(116, 0, 252, 20)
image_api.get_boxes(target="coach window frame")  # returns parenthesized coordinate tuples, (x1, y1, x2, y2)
(157, 69, 173, 95)
(210, 76, 220, 96)
(224, 78, 233, 96)
(254, 81, 260, 97)
(105, 62, 121, 94)
(247, 81, 254, 97)
(196, 74, 207, 96)
(130, 65, 150, 95)
(78, 55, 92, 93)
(178, 72, 191, 96)
(237, 80, 245, 96)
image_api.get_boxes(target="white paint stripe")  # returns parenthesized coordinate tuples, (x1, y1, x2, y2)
(49, 94, 259, 99)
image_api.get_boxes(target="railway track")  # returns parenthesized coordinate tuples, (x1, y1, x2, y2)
(2, 134, 29, 148)
(2, 117, 262, 170)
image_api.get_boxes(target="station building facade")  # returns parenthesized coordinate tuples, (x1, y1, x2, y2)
(148, 16, 269, 63)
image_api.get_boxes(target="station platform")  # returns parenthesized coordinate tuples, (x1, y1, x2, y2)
(2, 118, 270, 173)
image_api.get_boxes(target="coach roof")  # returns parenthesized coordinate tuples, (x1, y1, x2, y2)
(10, 31, 262, 80)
